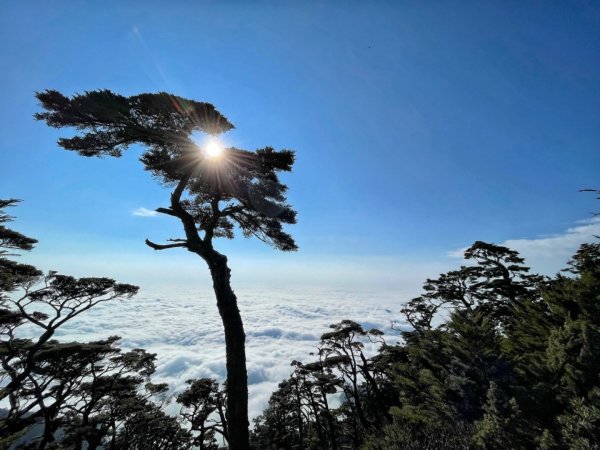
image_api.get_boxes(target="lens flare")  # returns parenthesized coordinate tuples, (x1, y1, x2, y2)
(204, 140, 224, 158)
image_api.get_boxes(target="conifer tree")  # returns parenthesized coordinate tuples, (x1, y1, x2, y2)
(473, 381, 528, 449)
(177, 378, 227, 449)
(0, 200, 140, 448)
(555, 387, 600, 449)
(35, 90, 297, 448)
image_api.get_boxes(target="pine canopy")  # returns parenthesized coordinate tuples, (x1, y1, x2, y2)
(35, 90, 297, 251)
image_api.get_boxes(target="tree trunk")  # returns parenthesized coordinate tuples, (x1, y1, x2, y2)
(292, 380, 304, 450)
(320, 387, 338, 450)
(206, 251, 249, 450)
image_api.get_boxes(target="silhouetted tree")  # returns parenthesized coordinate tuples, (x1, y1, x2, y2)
(113, 398, 192, 450)
(36, 90, 297, 449)
(401, 241, 543, 333)
(0, 199, 42, 428)
(250, 237, 599, 449)
(252, 323, 391, 449)
(177, 378, 227, 449)
(61, 344, 162, 450)
(0, 200, 146, 448)
(251, 378, 305, 450)
(0, 201, 137, 438)
(19, 338, 153, 450)
(295, 359, 341, 449)
(317, 320, 389, 445)
(0, 274, 138, 407)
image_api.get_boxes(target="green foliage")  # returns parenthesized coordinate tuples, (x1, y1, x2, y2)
(555, 387, 600, 449)
(253, 239, 600, 450)
(473, 382, 528, 449)
(361, 418, 472, 450)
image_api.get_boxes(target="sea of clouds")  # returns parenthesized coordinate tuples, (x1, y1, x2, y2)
(17, 286, 408, 421)
(13, 216, 600, 421)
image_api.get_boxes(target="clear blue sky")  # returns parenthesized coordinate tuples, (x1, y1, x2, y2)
(1, 1, 598, 290)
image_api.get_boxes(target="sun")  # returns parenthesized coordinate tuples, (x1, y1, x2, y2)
(204, 139, 224, 158)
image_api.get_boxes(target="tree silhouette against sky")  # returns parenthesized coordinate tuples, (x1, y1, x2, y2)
(35, 89, 298, 449)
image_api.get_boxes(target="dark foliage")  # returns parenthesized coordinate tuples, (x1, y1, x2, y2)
(2, 196, 599, 449)
(251, 240, 600, 450)
(35, 89, 296, 251)
(0, 200, 203, 450)
(176, 378, 228, 449)
(36, 89, 299, 449)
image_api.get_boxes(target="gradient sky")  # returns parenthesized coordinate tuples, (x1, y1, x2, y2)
(1, 1, 598, 292)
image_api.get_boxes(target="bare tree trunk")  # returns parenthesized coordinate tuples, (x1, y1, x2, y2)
(207, 251, 249, 450)
(150, 176, 250, 449)
(320, 387, 338, 450)
(293, 380, 304, 450)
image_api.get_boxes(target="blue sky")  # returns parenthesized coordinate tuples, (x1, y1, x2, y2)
(1, 1, 598, 291)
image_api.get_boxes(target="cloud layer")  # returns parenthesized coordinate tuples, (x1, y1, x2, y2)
(15, 217, 597, 422)
(16, 286, 406, 422)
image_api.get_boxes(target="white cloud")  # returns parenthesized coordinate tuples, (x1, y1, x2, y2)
(15, 218, 598, 424)
(132, 207, 158, 217)
(14, 287, 406, 422)
(448, 217, 600, 274)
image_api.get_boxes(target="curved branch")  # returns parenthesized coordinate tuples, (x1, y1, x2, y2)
(203, 196, 222, 244)
(168, 173, 207, 254)
(171, 172, 192, 207)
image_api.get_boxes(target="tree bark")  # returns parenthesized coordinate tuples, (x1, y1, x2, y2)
(159, 175, 250, 449)
(206, 250, 249, 450)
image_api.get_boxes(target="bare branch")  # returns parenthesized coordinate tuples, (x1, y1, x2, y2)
(145, 239, 188, 251)
(156, 207, 179, 217)
(171, 172, 192, 207)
